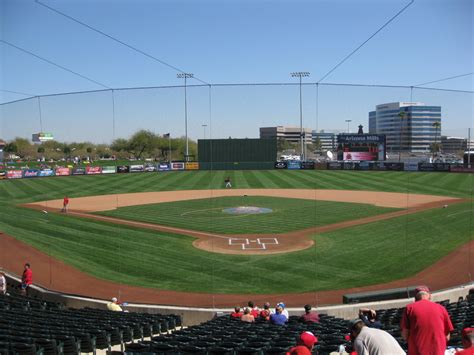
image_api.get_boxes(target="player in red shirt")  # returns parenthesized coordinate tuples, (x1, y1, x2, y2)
(62, 196, 69, 213)
(286, 331, 318, 355)
(21, 263, 33, 296)
(401, 285, 454, 355)
(456, 328, 474, 355)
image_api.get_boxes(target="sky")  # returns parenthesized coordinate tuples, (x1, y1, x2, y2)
(0, 0, 473, 143)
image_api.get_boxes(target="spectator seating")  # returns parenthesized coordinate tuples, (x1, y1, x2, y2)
(0, 293, 181, 355)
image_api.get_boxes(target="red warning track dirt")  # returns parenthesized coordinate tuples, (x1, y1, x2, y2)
(1, 189, 471, 307)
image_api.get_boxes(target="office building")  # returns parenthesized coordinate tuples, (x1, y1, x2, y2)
(369, 102, 441, 153)
(312, 131, 336, 151)
(260, 126, 313, 144)
(441, 136, 474, 153)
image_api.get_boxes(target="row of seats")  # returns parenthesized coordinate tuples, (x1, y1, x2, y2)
(0, 293, 181, 355)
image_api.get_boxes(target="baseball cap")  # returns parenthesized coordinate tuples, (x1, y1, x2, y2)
(415, 285, 430, 294)
(111, 297, 118, 302)
(349, 318, 364, 331)
(299, 331, 318, 347)
(304, 304, 312, 311)
(277, 302, 286, 308)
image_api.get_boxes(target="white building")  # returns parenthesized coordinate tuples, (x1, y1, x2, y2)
(369, 102, 441, 153)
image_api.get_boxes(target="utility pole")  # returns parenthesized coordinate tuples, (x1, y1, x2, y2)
(291, 72, 310, 160)
(177, 73, 193, 161)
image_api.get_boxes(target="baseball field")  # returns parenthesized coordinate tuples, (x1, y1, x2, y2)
(0, 170, 472, 306)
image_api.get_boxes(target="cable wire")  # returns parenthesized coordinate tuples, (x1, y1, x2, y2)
(35, 0, 210, 86)
(0, 39, 110, 89)
(317, 0, 414, 83)
(415, 72, 474, 87)
(0, 89, 36, 96)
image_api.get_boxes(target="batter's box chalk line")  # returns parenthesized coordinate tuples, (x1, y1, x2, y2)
(228, 237, 279, 250)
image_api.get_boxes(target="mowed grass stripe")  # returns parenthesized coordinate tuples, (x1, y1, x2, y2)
(97, 196, 399, 234)
(0, 199, 471, 293)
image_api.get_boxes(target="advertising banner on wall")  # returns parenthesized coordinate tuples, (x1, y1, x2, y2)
(116, 165, 130, 174)
(7, 170, 23, 179)
(38, 169, 55, 177)
(86, 166, 102, 175)
(450, 166, 474, 173)
(185, 162, 199, 170)
(343, 152, 376, 161)
(72, 167, 86, 175)
(375, 162, 404, 171)
(102, 166, 117, 174)
(300, 162, 315, 169)
(327, 162, 343, 170)
(158, 163, 170, 171)
(23, 169, 39, 178)
(130, 164, 144, 173)
(55, 167, 71, 176)
(171, 162, 185, 170)
(274, 161, 288, 169)
(144, 164, 157, 172)
(287, 161, 301, 170)
(404, 162, 419, 171)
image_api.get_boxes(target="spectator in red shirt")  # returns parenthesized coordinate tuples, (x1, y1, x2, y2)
(259, 302, 271, 321)
(286, 331, 318, 355)
(299, 304, 320, 323)
(456, 328, 474, 355)
(247, 301, 259, 318)
(401, 285, 454, 355)
(21, 263, 33, 296)
(230, 306, 243, 319)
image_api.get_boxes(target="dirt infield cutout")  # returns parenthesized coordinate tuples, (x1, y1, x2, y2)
(24, 189, 464, 255)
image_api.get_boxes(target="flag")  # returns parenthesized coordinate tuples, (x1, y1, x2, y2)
(163, 133, 170, 138)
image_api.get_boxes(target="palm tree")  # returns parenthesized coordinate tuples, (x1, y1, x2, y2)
(398, 111, 406, 162)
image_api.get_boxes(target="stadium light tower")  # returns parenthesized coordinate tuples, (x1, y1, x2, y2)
(177, 73, 194, 161)
(291, 72, 310, 161)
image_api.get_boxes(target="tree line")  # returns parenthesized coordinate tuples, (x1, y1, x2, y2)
(1, 130, 197, 161)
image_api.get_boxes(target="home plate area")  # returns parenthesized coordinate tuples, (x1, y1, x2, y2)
(228, 237, 279, 250)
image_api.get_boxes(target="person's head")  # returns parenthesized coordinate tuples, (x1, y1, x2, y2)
(304, 304, 312, 314)
(0, 271, 5, 277)
(462, 328, 474, 348)
(243, 307, 250, 315)
(350, 319, 366, 339)
(263, 302, 270, 310)
(248, 301, 254, 308)
(297, 331, 318, 350)
(234, 306, 241, 313)
(277, 302, 285, 310)
(414, 285, 431, 301)
(24, 263, 30, 270)
(275, 305, 283, 314)
(111, 297, 118, 303)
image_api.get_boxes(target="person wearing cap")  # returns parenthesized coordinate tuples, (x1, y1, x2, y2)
(401, 285, 454, 355)
(350, 318, 404, 355)
(270, 305, 288, 325)
(299, 304, 320, 323)
(456, 328, 474, 354)
(358, 308, 382, 329)
(107, 297, 123, 312)
(286, 331, 318, 355)
(276, 302, 289, 318)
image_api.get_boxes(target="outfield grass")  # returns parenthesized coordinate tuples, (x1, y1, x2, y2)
(97, 196, 399, 234)
(0, 170, 472, 294)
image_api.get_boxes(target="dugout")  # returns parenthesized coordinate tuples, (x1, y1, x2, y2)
(198, 138, 277, 170)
